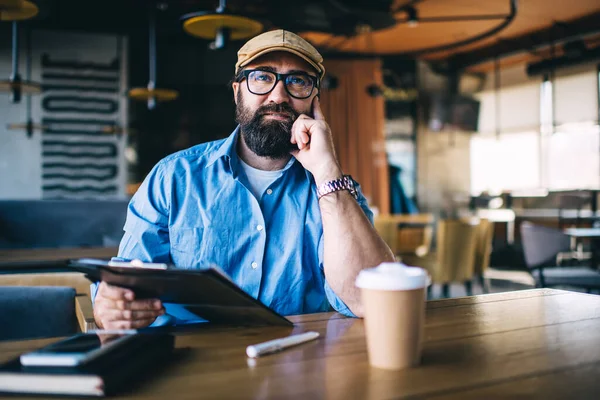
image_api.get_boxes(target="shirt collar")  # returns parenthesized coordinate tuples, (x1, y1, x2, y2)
(206, 126, 241, 170)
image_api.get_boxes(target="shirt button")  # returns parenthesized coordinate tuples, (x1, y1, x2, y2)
(251, 262, 258, 269)
(266, 189, 273, 195)
(256, 225, 263, 231)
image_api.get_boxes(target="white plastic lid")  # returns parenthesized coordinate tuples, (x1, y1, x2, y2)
(355, 262, 430, 291)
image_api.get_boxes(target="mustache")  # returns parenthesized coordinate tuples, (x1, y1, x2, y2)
(257, 103, 300, 120)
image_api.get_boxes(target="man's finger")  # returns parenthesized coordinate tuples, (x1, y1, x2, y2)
(293, 116, 313, 145)
(105, 318, 157, 330)
(312, 96, 325, 121)
(101, 308, 164, 321)
(118, 298, 163, 311)
(98, 282, 134, 301)
(291, 121, 306, 149)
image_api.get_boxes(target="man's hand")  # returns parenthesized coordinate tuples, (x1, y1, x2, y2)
(290, 96, 342, 185)
(93, 282, 164, 329)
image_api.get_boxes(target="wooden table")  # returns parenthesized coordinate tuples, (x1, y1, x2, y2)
(2, 289, 600, 399)
(0, 247, 118, 272)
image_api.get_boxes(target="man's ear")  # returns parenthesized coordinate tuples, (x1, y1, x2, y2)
(232, 82, 239, 104)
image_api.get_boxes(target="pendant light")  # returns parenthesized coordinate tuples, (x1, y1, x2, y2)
(0, 0, 38, 21)
(0, 21, 40, 103)
(128, 4, 178, 110)
(6, 25, 42, 137)
(494, 55, 501, 140)
(181, 0, 263, 50)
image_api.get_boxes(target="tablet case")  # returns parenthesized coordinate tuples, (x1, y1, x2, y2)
(69, 259, 292, 327)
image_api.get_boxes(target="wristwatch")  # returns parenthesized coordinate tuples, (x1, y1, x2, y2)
(316, 175, 358, 200)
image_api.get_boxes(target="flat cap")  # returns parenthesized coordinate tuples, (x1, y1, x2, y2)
(236, 29, 325, 79)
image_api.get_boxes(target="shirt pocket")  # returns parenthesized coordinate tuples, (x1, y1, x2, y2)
(198, 225, 230, 271)
(170, 226, 230, 270)
(170, 227, 204, 268)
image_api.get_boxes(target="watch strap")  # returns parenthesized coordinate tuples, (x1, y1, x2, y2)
(316, 175, 358, 200)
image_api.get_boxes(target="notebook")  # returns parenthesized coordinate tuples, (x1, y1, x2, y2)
(0, 333, 174, 397)
(69, 258, 293, 327)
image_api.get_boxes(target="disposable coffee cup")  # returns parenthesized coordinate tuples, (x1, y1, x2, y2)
(356, 262, 430, 370)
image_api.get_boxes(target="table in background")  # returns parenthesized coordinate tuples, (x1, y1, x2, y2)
(475, 208, 516, 245)
(564, 228, 600, 239)
(2, 289, 600, 399)
(0, 247, 118, 272)
(564, 228, 600, 269)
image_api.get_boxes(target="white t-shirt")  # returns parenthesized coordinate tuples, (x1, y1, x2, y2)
(238, 157, 295, 200)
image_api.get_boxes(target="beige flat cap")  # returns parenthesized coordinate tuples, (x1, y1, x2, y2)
(235, 29, 325, 79)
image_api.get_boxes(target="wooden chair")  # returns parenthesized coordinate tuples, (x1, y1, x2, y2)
(374, 216, 400, 257)
(472, 218, 495, 293)
(0, 272, 97, 333)
(402, 219, 479, 298)
(374, 214, 434, 260)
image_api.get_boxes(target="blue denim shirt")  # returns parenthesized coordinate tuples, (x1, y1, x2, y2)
(93, 127, 372, 321)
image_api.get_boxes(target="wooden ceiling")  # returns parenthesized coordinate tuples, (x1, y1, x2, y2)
(5, 0, 599, 71)
(300, 0, 600, 60)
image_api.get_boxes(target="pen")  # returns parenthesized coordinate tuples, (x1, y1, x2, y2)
(246, 331, 320, 358)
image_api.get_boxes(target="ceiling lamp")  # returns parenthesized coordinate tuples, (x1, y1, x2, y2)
(4, 24, 41, 138)
(128, 4, 178, 110)
(0, 0, 38, 21)
(405, 6, 418, 28)
(181, 0, 263, 50)
(0, 22, 41, 103)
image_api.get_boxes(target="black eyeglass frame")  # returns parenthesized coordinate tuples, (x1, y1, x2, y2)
(237, 69, 320, 99)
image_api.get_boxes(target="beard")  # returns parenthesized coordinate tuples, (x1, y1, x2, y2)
(235, 91, 303, 159)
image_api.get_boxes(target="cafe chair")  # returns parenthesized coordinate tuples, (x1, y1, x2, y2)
(0, 272, 97, 333)
(472, 218, 495, 293)
(0, 286, 80, 341)
(374, 214, 434, 261)
(374, 216, 400, 258)
(402, 219, 479, 298)
(520, 221, 600, 292)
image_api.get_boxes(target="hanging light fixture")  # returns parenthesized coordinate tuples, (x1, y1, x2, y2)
(181, 0, 263, 50)
(6, 25, 43, 137)
(494, 54, 501, 140)
(0, 21, 41, 103)
(0, 0, 38, 21)
(405, 6, 418, 28)
(128, 3, 178, 110)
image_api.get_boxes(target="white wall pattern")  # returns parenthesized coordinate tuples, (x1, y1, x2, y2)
(0, 29, 128, 200)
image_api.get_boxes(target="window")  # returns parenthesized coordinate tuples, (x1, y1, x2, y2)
(470, 132, 540, 195)
(470, 64, 599, 195)
(541, 66, 599, 190)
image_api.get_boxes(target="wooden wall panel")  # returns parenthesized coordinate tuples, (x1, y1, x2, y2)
(320, 59, 390, 214)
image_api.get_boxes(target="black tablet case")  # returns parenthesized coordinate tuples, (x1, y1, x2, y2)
(69, 259, 292, 327)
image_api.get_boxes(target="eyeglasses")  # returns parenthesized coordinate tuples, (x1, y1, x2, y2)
(238, 69, 319, 99)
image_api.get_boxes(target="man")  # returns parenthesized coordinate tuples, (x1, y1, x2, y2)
(93, 30, 394, 329)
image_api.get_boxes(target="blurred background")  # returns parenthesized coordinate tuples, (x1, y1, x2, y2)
(1, 0, 599, 298)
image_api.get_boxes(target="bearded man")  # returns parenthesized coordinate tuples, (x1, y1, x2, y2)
(92, 30, 394, 330)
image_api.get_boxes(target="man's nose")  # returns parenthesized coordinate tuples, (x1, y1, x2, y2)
(266, 79, 291, 103)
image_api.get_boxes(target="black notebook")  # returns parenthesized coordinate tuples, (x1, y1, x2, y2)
(69, 258, 293, 327)
(0, 333, 174, 397)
